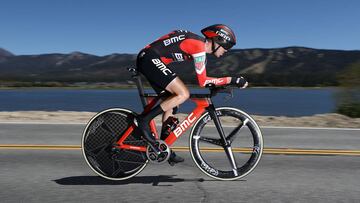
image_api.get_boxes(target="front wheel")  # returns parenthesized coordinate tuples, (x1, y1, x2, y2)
(189, 107, 263, 180)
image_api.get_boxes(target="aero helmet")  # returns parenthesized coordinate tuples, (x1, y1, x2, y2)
(201, 24, 236, 50)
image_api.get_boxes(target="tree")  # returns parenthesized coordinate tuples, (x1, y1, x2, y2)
(336, 62, 360, 118)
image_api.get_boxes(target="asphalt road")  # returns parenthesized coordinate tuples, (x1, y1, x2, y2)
(0, 123, 359, 202)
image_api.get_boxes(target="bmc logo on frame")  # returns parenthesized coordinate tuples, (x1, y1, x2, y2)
(174, 112, 196, 137)
(163, 35, 185, 46)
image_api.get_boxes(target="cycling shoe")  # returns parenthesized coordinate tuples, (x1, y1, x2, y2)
(168, 150, 184, 166)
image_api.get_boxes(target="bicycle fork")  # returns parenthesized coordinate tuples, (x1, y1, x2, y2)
(207, 105, 239, 177)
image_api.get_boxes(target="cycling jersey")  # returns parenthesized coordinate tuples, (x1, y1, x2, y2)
(136, 30, 230, 91)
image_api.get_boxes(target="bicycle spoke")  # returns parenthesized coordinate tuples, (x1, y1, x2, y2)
(198, 136, 223, 146)
(226, 118, 249, 144)
(224, 146, 239, 177)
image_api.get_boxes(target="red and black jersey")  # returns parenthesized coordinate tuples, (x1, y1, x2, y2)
(140, 30, 230, 87)
(144, 30, 206, 65)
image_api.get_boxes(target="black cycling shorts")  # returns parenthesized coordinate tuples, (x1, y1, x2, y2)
(136, 49, 177, 94)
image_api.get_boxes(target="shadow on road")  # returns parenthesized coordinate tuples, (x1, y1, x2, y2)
(54, 175, 206, 186)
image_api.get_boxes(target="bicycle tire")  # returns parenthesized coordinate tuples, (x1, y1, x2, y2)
(189, 107, 263, 180)
(82, 108, 148, 180)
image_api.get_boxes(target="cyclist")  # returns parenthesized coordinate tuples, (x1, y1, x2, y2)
(136, 24, 248, 165)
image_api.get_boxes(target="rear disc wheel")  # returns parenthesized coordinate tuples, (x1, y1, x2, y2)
(82, 108, 148, 180)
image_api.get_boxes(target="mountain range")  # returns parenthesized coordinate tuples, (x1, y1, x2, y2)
(0, 47, 359, 86)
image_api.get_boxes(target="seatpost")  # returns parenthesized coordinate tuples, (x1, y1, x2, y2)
(128, 67, 147, 108)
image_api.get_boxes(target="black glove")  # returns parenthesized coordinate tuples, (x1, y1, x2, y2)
(230, 77, 248, 88)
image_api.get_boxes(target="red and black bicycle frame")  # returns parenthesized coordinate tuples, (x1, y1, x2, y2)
(115, 94, 211, 152)
(115, 68, 229, 153)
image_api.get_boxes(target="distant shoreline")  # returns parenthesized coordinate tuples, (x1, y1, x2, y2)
(0, 87, 338, 117)
(0, 111, 358, 128)
(0, 84, 339, 90)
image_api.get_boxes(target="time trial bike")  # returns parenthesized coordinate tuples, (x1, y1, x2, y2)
(81, 68, 263, 181)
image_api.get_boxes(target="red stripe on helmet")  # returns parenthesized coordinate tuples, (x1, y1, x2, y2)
(203, 31, 218, 38)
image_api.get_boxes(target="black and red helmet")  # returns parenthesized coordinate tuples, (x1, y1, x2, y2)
(201, 24, 236, 50)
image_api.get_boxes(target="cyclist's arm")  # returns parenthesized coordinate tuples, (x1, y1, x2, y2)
(180, 38, 231, 87)
(192, 52, 231, 87)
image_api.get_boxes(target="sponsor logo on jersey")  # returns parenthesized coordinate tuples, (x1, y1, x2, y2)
(193, 52, 206, 74)
(204, 78, 224, 85)
(173, 53, 184, 61)
(163, 34, 185, 46)
(151, 59, 173, 76)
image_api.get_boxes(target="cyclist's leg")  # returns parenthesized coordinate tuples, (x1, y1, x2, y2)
(137, 78, 188, 141)
(161, 77, 190, 112)
(138, 54, 187, 163)
(136, 52, 178, 144)
(160, 78, 188, 164)
(162, 110, 173, 122)
(162, 106, 178, 123)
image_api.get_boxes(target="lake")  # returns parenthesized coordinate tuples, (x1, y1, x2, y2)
(0, 88, 338, 116)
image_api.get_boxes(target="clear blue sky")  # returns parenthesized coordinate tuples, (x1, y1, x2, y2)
(1, 0, 359, 56)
